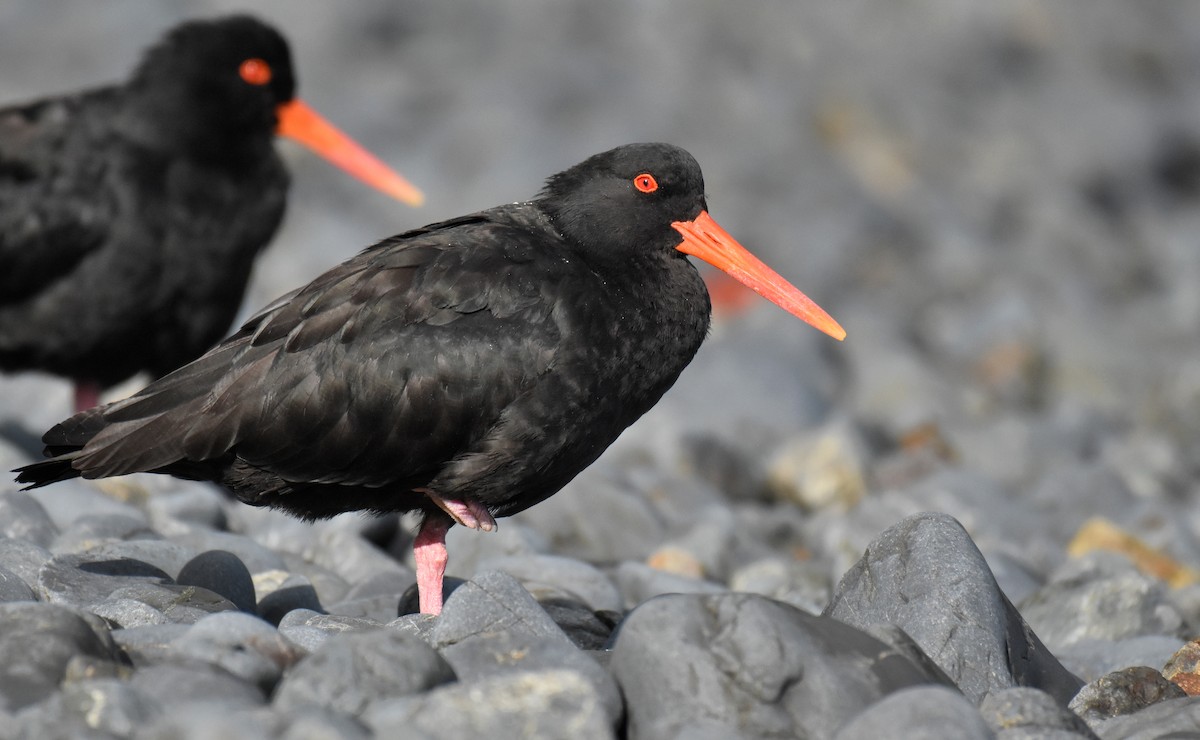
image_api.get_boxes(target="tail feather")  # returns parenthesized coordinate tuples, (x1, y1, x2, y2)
(14, 453, 85, 489)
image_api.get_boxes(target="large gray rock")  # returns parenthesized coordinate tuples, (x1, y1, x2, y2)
(273, 628, 454, 715)
(609, 592, 951, 739)
(177, 550, 257, 613)
(825, 512, 1083, 704)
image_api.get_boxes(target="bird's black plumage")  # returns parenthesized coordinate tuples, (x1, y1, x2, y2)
(0, 15, 420, 406)
(17, 143, 844, 613)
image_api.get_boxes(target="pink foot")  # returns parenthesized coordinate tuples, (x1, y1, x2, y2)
(414, 516, 451, 615)
(418, 489, 496, 531)
(74, 381, 102, 413)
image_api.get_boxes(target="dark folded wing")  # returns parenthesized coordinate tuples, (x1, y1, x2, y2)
(60, 210, 564, 489)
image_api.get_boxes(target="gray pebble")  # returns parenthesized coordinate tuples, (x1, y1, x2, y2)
(1021, 553, 1186, 653)
(363, 669, 614, 740)
(273, 629, 454, 715)
(129, 662, 267, 709)
(32, 482, 148, 531)
(0, 492, 59, 547)
(833, 686, 993, 739)
(173, 529, 288, 575)
(826, 512, 1083, 704)
(1087, 697, 1200, 739)
(0, 602, 123, 710)
(1056, 636, 1187, 684)
(979, 687, 1098, 738)
(14, 678, 160, 739)
(257, 574, 324, 625)
(0, 538, 52, 591)
(51, 512, 157, 553)
(91, 597, 168, 628)
(277, 609, 383, 653)
(173, 612, 302, 691)
(177, 550, 257, 613)
(612, 560, 726, 610)
(0, 565, 33, 603)
(478, 554, 622, 613)
(431, 570, 621, 723)
(1069, 666, 1186, 725)
(105, 582, 239, 624)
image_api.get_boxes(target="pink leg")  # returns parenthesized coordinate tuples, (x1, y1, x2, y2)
(414, 516, 451, 615)
(74, 381, 102, 413)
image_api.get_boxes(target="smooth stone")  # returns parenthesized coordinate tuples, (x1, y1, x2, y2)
(132, 704, 282, 739)
(442, 521, 546, 578)
(273, 629, 454, 714)
(327, 592, 405, 622)
(478, 554, 622, 613)
(730, 556, 832, 614)
(1056, 636, 1187, 684)
(177, 550, 257, 613)
(609, 593, 951, 739)
(825, 512, 1083, 705)
(363, 669, 614, 740)
(342, 570, 416, 601)
(277, 705, 372, 740)
(302, 523, 411, 587)
(257, 574, 325, 625)
(51, 513, 157, 553)
(91, 598, 168, 628)
(32, 482, 148, 531)
(109, 624, 191, 665)
(1069, 666, 1186, 725)
(275, 552, 353, 605)
(978, 687, 1098, 738)
(1087, 696, 1200, 738)
(143, 485, 227, 530)
(37, 540, 198, 609)
(173, 529, 288, 575)
(0, 565, 34, 603)
(539, 599, 618, 651)
(172, 612, 302, 691)
(103, 582, 239, 624)
(0, 539, 52, 590)
(14, 678, 160, 738)
(511, 466, 665, 564)
(0, 602, 123, 710)
(277, 609, 384, 653)
(0, 492, 59, 547)
(129, 662, 267, 709)
(1021, 553, 1186, 653)
(431, 571, 621, 724)
(612, 560, 727, 610)
(833, 686, 992, 739)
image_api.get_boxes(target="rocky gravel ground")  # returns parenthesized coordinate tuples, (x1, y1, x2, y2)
(4, 1, 1200, 738)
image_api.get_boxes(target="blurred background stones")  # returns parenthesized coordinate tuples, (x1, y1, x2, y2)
(3, 1, 1200, 737)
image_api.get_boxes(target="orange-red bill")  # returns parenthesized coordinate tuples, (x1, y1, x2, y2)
(276, 99, 424, 207)
(672, 210, 846, 340)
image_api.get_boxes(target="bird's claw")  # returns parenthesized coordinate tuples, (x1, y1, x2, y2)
(419, 489, 497, 531)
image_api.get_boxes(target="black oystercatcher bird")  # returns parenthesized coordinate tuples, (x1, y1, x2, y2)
(17, 143, 845, 614)
(0, 15, 422, 412)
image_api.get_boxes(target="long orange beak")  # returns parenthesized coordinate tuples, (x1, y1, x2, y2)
(673, 210, 846, 340)
(276, 99, 424, 207)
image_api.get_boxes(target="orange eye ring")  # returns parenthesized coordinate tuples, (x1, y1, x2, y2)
(633, 173, 658, 193)
(239, 58, 272, 86)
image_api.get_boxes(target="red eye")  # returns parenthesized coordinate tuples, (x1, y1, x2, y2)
(633, 173, 658, 193)
(239, 58, 272, 86)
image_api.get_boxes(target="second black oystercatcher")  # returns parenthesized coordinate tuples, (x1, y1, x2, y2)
(16, 143, 845, 615)
(0, 15, 422, 412)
